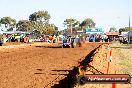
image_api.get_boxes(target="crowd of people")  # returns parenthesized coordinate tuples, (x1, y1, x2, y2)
(0, 33, 60, 44)
(85, 34, 109, 42)
(119, 37, 128, 44)
(0, 32, 130, 47)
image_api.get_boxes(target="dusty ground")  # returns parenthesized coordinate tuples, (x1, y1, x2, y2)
(0, 42, 100, 88)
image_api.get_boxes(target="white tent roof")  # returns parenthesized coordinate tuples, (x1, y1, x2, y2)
(0, 31, 29, 34)
(119, 32, 128, 37)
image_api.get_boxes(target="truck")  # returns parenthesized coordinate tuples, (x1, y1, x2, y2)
(128, 31, 132, 44)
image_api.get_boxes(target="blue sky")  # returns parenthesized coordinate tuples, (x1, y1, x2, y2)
(0, 0, 132, 31)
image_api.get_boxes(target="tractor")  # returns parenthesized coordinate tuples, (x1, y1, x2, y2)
(62, 35, 81, 48)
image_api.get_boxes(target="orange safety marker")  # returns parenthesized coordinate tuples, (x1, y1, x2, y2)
(112, 72, 117, 88)
(106, 45, 116, 88)
(112, 64, 117, 88)
(106, 49, 112, 73)
(110, 49, 112, 62)
(111, 49, 116, 88)
(106, 61, 110, 74)
(112, 83, 116, 88)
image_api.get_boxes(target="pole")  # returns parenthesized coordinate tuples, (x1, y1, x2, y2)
(128, 0, 131, 44)
(70, 23, 72, 36)
(128, 16, 131, 43)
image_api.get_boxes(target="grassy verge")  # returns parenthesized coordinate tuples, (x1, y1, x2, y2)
(111, 43, 132, 75)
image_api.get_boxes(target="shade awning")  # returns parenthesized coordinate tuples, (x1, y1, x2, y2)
(106, 32, 119, 36)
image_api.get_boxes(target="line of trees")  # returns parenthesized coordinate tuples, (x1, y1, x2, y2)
(109, 27, 132, 33)
(1, 12, 131, 36)
(119, 27, 132, 34)
(0, 10, 97, 36)
(62, 18, 132, 35)
(0, 10, 57, 35)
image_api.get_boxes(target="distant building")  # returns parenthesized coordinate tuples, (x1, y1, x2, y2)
(77, 30, 84, 35)
(105, 32, 119, 41)
(85, 28, 104, 34)
(106, 32, 119, 36)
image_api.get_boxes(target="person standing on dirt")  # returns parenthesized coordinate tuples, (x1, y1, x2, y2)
(71, 37, 75, 48)
(119, 37, 122, 44)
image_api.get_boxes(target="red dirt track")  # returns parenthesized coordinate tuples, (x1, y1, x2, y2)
(0, 43, 100, 88)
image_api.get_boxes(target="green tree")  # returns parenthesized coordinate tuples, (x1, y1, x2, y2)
(0, 16, 16, 28)
(119, 27, 132, 34)
(80, 18, 96, 28)
(64, 18, 79, 35)
(16, 20, 33, 32)
(64, 18, 79, 28)
(43, 24, 56, 35)
(32, 30, 41, 35)
(109, 27, 117, 32)
(29, 10, 50, 24)
(29, 10, 55, 34)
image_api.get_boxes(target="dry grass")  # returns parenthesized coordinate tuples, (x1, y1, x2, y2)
(111, 43, 132, 75)
(111, 43, 132, 88)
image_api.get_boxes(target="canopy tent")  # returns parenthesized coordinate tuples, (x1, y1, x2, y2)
(119, 34, 128, 37)
(105, 32, 119, 36)
(119, 32, 128, 37)
(0, 31, 30, 34)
